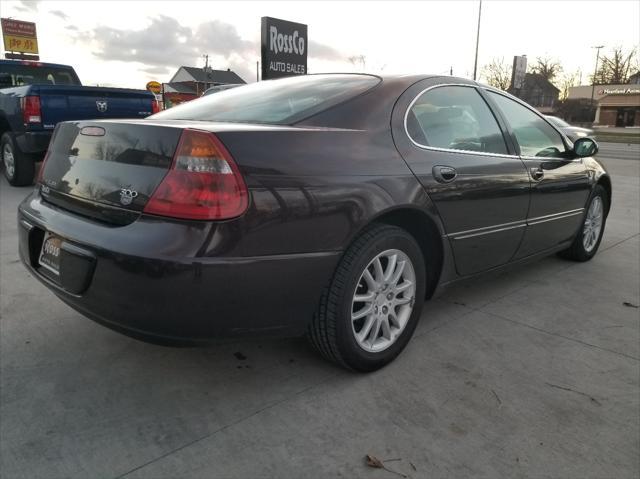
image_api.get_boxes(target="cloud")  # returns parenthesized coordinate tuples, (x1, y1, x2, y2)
(196, 20, 256, 57)
(140, 65, 171, 76)
(15, 0, 39, 12)
(49, 10, 69, 20)
(87, 15, 194, 67)
(65, 25, 79, 32)
(79, 16, 265, 82)
(78, 15, 344, 84)
(309, 40, 345, 61)
(83, 15, 259, 70)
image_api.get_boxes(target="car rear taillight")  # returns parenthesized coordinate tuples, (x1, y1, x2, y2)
(21, 95, 41, 125)
(143, 129, 248, 220)
(151, 100, 160, 114)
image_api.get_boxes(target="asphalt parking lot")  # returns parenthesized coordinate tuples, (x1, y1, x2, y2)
(1, 142, 639, 479)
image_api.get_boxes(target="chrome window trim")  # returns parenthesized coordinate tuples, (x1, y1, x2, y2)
(520, 155, 583, 163)
(447, 208, 585, 239)
(403, 83, 520, 159)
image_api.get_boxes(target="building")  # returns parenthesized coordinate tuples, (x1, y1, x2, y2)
(163, 66, 246, 107)
(628, 71, 640, 85)
(567, 83, 640, 127)
(508, 73, 560, 114)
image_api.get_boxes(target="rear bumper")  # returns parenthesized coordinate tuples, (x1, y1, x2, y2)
(14, 130, 53, 156)
(18, 192, 341, 343)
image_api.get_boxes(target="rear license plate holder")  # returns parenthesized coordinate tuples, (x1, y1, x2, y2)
(39, 232, 62, 275)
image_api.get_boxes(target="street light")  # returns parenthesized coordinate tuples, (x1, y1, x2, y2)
(472, 0, 482, 81)
(590, 45, 605, 107)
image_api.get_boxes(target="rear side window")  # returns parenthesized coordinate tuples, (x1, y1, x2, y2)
(488, 92, 567, 158)
(406, 85, 508, 155)
(152, 74, 380, 125)
(0, 64, 80, 87)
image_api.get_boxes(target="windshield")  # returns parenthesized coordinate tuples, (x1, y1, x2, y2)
(546, 116, 570, 128)
(0, 63, 80, 88)
(152, 74, 380, 124)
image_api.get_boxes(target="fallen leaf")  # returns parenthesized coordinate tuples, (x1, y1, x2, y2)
(364, 455, 408, 478)
(365, 454, 384, 469)
(623, 302, 639, 308)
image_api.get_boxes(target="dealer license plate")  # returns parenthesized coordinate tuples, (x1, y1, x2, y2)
(39, 233, 62, 275)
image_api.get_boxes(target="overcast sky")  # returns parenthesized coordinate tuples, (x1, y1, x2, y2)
(1, 0, 638, 88)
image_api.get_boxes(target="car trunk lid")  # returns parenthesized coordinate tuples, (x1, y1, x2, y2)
(40, 121, 182, 224)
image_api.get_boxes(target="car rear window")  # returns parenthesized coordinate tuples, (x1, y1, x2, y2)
(0, 63, 80, 87)
(151, 74, 380, 125)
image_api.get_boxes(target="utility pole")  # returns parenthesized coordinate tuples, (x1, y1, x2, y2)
(472, 0, 482, 81)
(590, 45, 604, 107)
(256, 61, 259, 82)
(450, 66, 453, 76)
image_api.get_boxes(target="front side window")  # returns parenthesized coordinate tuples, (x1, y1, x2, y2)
(406, 85, 508, 155)
(488, 91, 567, 158)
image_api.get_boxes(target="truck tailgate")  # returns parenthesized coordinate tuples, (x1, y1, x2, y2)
(36, 85, 154, 128)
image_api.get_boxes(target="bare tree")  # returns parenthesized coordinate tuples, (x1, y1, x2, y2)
(558, 69, 581, 101)
(593, 47, 637, 84)
(348, 55, 367, 71)
(530, 56, 563, 84)
(480, 57, 511, 90)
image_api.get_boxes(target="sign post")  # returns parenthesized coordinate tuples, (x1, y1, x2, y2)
(1, 18, 39, 60)
(260, 17, 307, 80)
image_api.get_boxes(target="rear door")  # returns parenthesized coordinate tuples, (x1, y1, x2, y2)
(484, 90, 591, 257)
(392, 80, 531, 276)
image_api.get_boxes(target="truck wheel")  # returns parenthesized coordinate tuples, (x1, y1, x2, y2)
(2, 133, 35, 186)
(308, 224, 426, 372)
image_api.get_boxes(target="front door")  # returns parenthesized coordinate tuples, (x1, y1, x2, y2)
(393, 82, 531, 276)
(485, 90, 592, 257)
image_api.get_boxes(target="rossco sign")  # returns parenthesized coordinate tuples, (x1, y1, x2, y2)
(261, 17, 307, 80)
(269, 26, 305, 56)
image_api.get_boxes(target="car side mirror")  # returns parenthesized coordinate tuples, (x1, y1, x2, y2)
(573, 137, 598, 158)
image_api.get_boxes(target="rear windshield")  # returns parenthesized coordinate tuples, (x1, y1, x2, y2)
(0, 63, 80, 88)
(152, 74, 380, 124)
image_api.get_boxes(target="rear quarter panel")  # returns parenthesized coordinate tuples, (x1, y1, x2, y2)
(216, 127, 445, 257)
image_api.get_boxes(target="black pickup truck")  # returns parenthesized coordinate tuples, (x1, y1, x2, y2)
(0, 60, 157, 185)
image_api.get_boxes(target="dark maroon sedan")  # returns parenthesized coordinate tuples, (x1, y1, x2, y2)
(18, 74, 610, 371)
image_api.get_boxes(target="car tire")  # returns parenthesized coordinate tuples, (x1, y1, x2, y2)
(559, 184, 608, 262)
(308, 223, 427, 372)
(1, 133, 35, 186)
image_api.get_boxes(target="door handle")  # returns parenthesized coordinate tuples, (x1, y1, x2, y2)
(530, 167, 544, 181)
(433, 166, 458, 183)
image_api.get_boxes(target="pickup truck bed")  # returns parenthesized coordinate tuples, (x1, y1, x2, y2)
(1, 60, 156, 186)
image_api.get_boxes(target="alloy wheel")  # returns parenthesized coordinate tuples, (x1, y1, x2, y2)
(351, 249, 416, 353)
(583, 196, 603, 253)
(3, 142, 15, 179)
